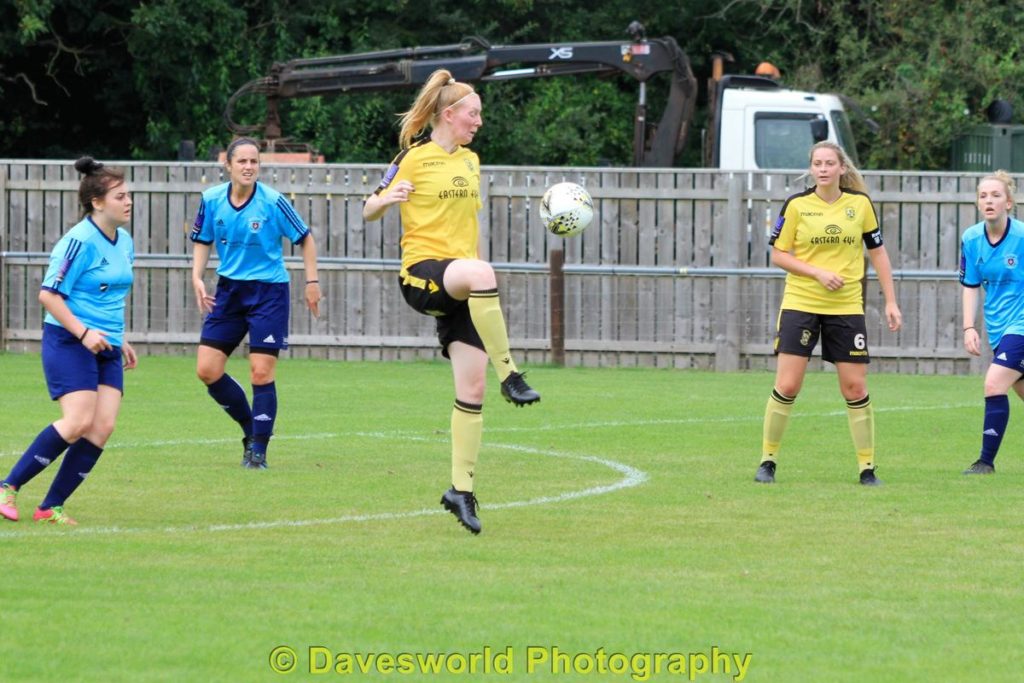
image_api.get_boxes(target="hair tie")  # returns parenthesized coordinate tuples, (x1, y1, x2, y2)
(447, 78, 456, 85)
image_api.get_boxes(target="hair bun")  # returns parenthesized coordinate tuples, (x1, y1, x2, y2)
(74, 157, 104, 175)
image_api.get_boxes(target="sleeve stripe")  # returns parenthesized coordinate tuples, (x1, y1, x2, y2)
(52, 238, 83, 291)
(194, 200, 206, 227)
(63, 238, 83, 262)
(276, 196, 308, 236)
(373, 149, 411, 196)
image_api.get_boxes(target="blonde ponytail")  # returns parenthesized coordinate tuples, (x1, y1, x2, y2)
(398, 70, 477, 149)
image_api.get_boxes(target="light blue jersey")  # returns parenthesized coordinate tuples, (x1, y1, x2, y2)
(41, 216, 134, 347)
(960, 217, 1024, 348)
(190, 181, 309, 283)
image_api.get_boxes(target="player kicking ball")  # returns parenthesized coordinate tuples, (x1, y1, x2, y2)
(363, 70, 539, 534)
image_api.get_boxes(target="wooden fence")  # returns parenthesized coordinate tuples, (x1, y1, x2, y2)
(0, 160, 1002, 374)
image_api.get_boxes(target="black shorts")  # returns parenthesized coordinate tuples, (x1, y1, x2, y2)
(774, 309, 870, 364)
(399, 259, 484, 358)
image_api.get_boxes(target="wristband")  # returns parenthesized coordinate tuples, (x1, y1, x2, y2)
(963, 326, 976, 332)
(306, 280, 319, 285)
(79, 328, 90, 341)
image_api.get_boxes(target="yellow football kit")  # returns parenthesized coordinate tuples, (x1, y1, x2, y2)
(770, 188, 883, 314)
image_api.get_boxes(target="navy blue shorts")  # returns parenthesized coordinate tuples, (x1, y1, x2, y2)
(992, 334, 1024, 372)
(41, 323, 124, 400)
(200, 277, 290, 354)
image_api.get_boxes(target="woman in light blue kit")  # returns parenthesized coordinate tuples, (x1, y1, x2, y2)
(0, 157, 137, 525)
(961, 170, 1024, 474)
(190, 137, 321, 470)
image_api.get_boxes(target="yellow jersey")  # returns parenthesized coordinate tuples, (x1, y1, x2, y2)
(373, 140, 483, 272)
(769, 188, 883, 314)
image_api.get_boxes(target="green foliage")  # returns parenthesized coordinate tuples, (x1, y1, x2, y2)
(1, 0, 1023, 168)
(14, 0, 53, 42)
(480, 78, 637, 166)
(707, 0, 1024, 169)
(0, 0, 143, 158)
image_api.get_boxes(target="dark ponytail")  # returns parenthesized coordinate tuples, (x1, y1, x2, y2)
(75, 156, 126, 217)
(74, 157, 104, 175)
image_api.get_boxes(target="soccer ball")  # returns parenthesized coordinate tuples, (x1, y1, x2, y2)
(540, 182, 594, 237)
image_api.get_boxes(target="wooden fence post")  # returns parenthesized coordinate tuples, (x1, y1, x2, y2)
(715, 174, 744, 372)
(549, 248, 565, 366)
(0, 167, 7, 351)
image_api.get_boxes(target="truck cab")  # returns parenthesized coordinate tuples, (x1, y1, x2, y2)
(709, 75, 858, 170)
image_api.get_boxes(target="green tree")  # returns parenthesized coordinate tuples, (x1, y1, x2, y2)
(703, 0, 1024, 169)
(0, 0, 143, 158)
(4, 0, 1022, 169)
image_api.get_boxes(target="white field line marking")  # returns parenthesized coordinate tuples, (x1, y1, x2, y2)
(0, 401, 976, 458)
(480, 401, 978, 433)
(0, 400, 972, 538)
(0, 438, 647, 539)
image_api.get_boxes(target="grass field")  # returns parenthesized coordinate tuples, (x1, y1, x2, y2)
(2, 352, 1023, 682)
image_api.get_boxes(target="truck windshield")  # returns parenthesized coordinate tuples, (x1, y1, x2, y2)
(753, 113, 819, 169)
(754, 112, 860, 169)
(830, 110, 860, 166)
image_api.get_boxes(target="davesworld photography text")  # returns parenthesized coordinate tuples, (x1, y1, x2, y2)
(268, 645, 753, 680)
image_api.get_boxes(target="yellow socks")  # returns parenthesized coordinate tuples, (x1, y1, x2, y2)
(846, 395, 875, 472)
(468, 289, 517, 382)
(762, 388, 795, 462)
(451, 400, 483, 492)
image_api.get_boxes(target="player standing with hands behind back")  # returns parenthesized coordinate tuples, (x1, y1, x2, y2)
(191, 137, 321, 470)
(960, 171, 1024, 475)
(363, 69, 539, 535)
(0, 157, 137, 525)
(755, 141, 902, 486)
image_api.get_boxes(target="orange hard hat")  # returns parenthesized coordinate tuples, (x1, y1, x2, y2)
(755, 62, 781, 79)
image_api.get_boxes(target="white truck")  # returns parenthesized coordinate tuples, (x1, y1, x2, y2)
(708, 74, 857, 169)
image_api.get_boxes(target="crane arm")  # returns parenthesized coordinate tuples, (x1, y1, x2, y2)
(224, 29, 697, 167)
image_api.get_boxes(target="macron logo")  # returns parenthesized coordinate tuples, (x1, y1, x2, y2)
(997, 352, 1008, 361)
(983, 428, 1000, 436)
(254, 413, 272, 422)
(262, 334, 276, 344)
(34, 456, 52, 466)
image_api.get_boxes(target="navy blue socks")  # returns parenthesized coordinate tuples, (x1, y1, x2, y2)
(250, 382, 277, 457)
(980, 394, 1010, 466)
(206, 374, 253, 437)
(39, 438, 102, 510)
(2, 424, 69, 490)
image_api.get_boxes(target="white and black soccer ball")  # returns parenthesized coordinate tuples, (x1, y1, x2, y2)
(540, 182, 594, 237)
